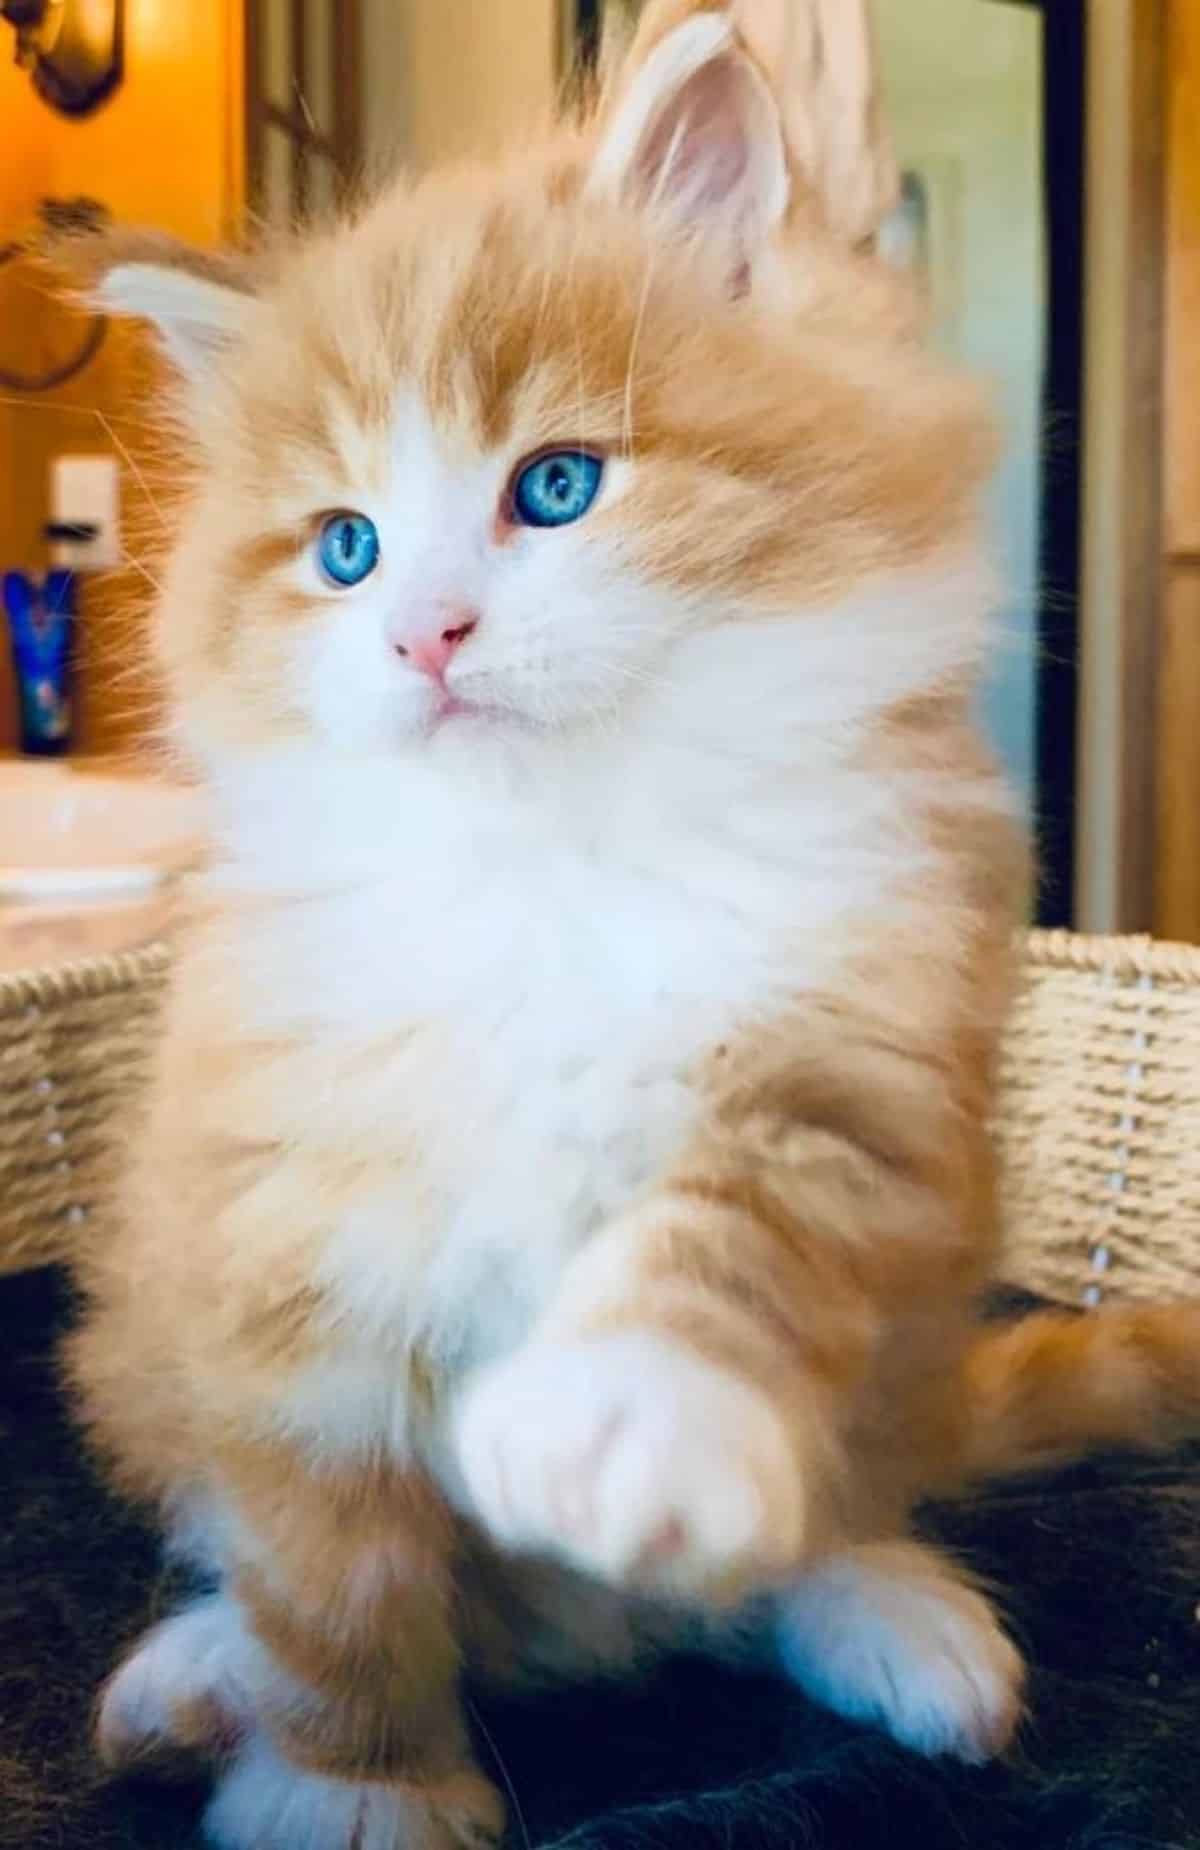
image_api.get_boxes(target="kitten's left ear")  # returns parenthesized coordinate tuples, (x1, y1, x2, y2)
(52, 228, 259, 381)
(588, 12, 789, 284)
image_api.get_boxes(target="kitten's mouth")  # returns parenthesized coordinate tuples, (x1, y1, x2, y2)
(425, 688, 515, 734)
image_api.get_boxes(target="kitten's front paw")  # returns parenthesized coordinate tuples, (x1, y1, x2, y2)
(205, 1735, 504, 1850)
(452, 1333, 803, 1600)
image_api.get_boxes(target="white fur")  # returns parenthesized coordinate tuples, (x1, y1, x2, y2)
(97, 1596, 260, 1768)
(774, 1542, 1025, 1761)
(97, 264, 253, 379)
(205, 1734, 495, 1850)
(451, 1331, 803, 1598)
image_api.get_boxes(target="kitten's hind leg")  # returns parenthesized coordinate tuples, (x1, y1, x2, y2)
(97, 1462, 505, 1850)
(99, 1584, 503, 1850)
(771, 1539, 1025, 1763)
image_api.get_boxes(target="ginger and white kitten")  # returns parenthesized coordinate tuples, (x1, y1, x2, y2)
(66, 10, 1200, 1849)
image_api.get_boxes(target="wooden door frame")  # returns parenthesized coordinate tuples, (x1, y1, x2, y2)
(1151, 0, 1200, 938)
(244, 0, 363, 217)
(1116, 0, 1161, 925)
(1076, 0, 1165, 931)
(1116, 0, 1165, 932)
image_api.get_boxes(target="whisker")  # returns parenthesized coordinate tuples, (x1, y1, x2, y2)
(0, 395, 144, 425)
(561, 193, 590, 455)
(294, 81, 318, 137)
(92, 409, 171, 534)
(622, 251, 658, 462)
(115, 548, 165, 596)
(0, 396, 172, 534)
(466, 1701, 531, 1850)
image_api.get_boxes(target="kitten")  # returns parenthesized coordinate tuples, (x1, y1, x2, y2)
(64, 9, 1200, 1849)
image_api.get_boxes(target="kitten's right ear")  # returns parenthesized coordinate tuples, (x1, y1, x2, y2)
(55, 229, 258, 380)
(588, 11, 788, 286)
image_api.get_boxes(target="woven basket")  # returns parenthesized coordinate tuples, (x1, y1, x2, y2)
(0, 944, 169, 1274)
(999, 931, 1200, 1307)
(1, 929, 1199, 1304)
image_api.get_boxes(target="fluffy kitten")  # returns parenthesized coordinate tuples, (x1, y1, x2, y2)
(65, 9, 1200, 1849)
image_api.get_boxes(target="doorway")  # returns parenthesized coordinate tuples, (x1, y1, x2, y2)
(876, 0, 1086, 928)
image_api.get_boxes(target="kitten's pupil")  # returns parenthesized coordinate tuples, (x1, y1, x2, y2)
(316, 511, 380, 586)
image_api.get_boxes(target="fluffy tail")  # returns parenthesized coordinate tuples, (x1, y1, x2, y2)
(960, 1302, 1200, 1484)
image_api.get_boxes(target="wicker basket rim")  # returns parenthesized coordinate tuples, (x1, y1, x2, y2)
(0, 940, 170, 1015)
(1023, 929, 1200, 987)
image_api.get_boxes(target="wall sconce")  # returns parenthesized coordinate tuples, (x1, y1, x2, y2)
(1, 0, 124, 117)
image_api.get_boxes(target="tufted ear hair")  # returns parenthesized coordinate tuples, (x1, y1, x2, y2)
(588, 12, 789, 288)
(55, 227, 259, 381)
(592, 0, 899, 248)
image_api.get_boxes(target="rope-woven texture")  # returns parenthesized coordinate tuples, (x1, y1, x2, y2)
(0, 944, 169, 1273)
(999, 931, 1200, 1305)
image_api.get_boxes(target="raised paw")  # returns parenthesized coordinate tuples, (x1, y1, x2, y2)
(98, 1595, 256, 1772)
(451, 1332, 804, 1601)
(204, 1735, 505, 1850)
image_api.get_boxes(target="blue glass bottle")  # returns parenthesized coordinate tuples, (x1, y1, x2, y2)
(2, 569, 75, 757)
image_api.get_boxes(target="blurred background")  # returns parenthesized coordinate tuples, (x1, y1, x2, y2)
(0, 0, 1195, 941)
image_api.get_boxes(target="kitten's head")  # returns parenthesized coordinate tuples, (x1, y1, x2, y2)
(79, 9, 994, 773)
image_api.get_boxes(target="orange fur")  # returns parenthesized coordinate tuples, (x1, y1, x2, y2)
(60, 12, 1200, 1845)
(960, 1302, 1200, 1483)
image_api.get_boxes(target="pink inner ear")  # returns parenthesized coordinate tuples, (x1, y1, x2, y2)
(635, 57, 754, 215)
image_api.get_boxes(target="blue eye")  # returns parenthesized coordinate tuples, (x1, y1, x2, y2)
(511, 451, 603, 529)
(317, 512, 380, 587)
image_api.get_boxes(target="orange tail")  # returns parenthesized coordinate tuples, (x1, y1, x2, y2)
(960, 1302, 1200, 1483)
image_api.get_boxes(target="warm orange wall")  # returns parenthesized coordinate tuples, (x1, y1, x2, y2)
(0, 0, 243, 756)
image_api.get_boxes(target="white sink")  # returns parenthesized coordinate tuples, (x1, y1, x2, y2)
(0, 761, 203, 904)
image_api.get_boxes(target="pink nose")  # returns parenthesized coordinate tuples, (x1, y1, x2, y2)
(394, 610, 479, 681)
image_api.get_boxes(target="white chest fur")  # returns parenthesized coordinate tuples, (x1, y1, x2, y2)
(222, 753, 920, 1379)
(206, 602, 969, 1446)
